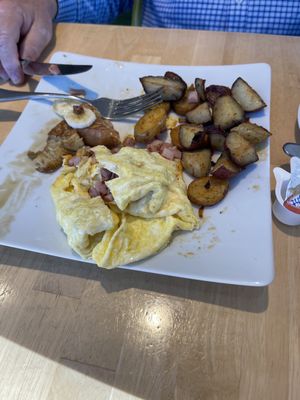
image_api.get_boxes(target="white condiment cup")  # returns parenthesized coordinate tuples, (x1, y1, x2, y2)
(273, 165, 300, 226)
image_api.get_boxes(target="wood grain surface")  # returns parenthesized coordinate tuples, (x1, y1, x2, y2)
(0, 24, 300, 400)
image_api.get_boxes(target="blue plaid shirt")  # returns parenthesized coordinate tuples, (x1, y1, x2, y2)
(56, 0, 300, 36)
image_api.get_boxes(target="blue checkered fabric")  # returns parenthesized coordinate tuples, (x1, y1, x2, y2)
(56, 0, 300, 35)
(56, 0, 133, 23)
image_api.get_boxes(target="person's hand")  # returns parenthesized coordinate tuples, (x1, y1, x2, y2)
(0, 0, 57, 84)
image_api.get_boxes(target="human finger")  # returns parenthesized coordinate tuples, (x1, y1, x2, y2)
(0, 62, 9, 83)
(19, 18, 53, 61)
(0, 16, 24, 84)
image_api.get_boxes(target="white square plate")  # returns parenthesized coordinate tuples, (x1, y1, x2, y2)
(0, 52, 274, 286)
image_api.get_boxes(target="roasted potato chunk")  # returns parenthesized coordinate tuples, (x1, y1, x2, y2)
(213, 95, 245, 130)
(206, 85, 231, 106)
(140, 73, 187, 101)
(182, 149, 212, 178)
(170, 126, 183, 150)
(28, 120, 84, 173)
(231, 77, 266, 112)
(134, 103, 168, 143)
(225, 131, 258, 167)
(230, 122, 271, 144)
(188, 176, 229, 206)
(208, 133, 226, 152)
(172, 85, 199, 115)
(186, 102, 212, 124)
(195, 78, 206, 102)
(211, 151, 241, 179)
(179, 124, 206, 150)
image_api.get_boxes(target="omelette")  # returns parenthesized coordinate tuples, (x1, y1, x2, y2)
(51, 145, 199, 269)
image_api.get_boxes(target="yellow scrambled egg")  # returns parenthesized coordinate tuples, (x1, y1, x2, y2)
(51, 146, 199, 269)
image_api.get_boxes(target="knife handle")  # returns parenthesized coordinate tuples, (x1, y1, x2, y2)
(0, 88, 86, 104)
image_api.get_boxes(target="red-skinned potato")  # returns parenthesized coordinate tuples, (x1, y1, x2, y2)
(186, 102, 212, 124)
(172, 85, 199, 115)
(209, 133, 226, 151)
(211, 150, 241, 179)
(206, 85, 231, 106)
(225, 131, 258, 167)
(182, 149, 212, 178)
(231, 77, 266, 112)
(213, 95, 245, 130)
(178, 124, 206, 150)
(195, 78, 206, 102)
(140, 72, 187, 101)
(230, 122, 271, 144)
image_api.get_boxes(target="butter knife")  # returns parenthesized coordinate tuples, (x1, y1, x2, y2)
(21, 60, 92, 76)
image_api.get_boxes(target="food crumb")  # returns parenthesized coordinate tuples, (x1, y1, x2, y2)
(252, 184, 260, 191)
(178, 251, 195, 258)
(219, 206, 228, 214)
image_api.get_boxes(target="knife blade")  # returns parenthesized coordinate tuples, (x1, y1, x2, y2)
(21, 60, 92, 76)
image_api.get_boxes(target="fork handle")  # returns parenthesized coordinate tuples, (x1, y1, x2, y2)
(0, 88, 87, 103)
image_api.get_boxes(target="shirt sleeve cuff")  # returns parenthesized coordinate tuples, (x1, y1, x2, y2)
(55, 0, 78, 22)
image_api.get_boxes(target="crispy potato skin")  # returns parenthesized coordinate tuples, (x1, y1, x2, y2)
(179, 124, 206, 150)
(170, 126, 184, 150)
(211, 151, 241, 179)
(172, 85, 199, 115)
(187, 176, 229, 206)
(230, 122, 271, 144)
(186, 102, 212, 124)
(206, 85, 231, 106)
(225, 131, 258, 167)
(231, 77, 266, 112)
(182, 149, 212, 178)
(195, 78, 206, 102)
(28, 121, 84, 173)
(213, 95, 245, 130)
(134, 103, 168, 143)
(140, 74, 186, 101)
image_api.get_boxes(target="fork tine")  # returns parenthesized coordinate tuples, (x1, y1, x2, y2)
(114, 92, 163, 113)
(110, 95, 163, 118)
(112, 94, 163, 116)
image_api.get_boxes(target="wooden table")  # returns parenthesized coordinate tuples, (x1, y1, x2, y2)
(0, 24, 299, 400)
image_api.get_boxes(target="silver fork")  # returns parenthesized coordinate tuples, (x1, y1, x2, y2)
(0, 88, 163, 119)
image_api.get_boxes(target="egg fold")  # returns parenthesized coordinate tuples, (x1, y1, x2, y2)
(51, 145, 199, 268)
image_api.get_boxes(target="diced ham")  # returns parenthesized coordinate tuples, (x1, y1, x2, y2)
(89, 180, 115, 202)
(161, 145, 182, 160)
(100, 168, 118, 181)
(88, 187, 100, 198)
(94, 181, 108, 194)
(147, 140, 181, 160)
(147, 140, 164, 153)
(172, 147, 182, 160)
(102, 192, 114, 202)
